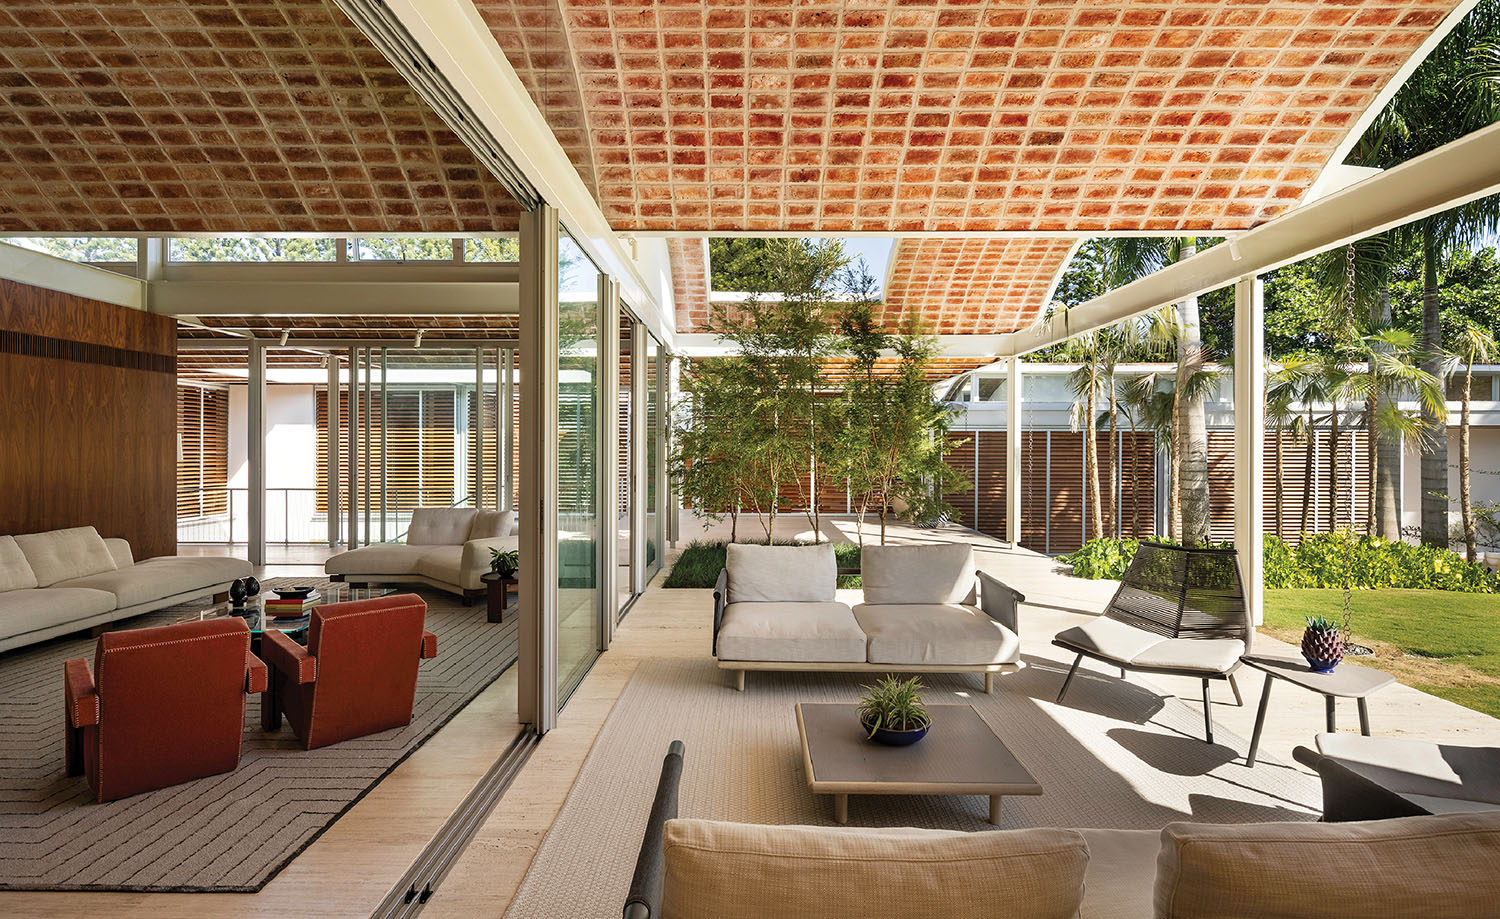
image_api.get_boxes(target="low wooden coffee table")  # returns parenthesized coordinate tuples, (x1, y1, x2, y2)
(795, 702, 1042, 825)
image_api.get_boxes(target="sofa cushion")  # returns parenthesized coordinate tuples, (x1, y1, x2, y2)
(860, 543, 976, 605)
(661, 819, 1088, 919)
(1154, 812, 1500, 919)
(406, 508, 477, 546)
(853, 602, 1020, 666)
(102, 537, 134, 569)
(716, 601, 865, 663)
(325, 543, 434, 576)
(417, 546, 465, 588)
(725, 543, 836, 603)
(1128, 637, 1244, 674)
(14, 527, 117, 587)
(56, 556, 249, 610)
(468, 509, 516, 540)
(0, 536, 38, 593)
(0, 587, 117, 637)
(1054, 617, 1168, 665)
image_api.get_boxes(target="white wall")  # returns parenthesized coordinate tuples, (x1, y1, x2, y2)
(1401, 426, 1500, 543)
(228, 384, 319, 489)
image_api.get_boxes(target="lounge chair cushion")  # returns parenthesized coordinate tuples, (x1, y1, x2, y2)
(853, 603, 1019, 666)
(1154, 812, 1500, 919)
(716, 601, 865, 663)
(1314, 733, 1500, 808)
(725, 544, 836, 604)
(661, 819, 1088, 919)
(860, 543, 976, 605)
(1055, 618, 1243, 675)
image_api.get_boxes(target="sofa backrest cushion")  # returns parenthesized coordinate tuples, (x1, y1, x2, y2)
(1155, 811, 1500, 919)
(406, 508, 477, 546)
(861, 543, 976, 605)
(468, 509, 517, 540)
(726, 543, 836, 603)
(14, 527, 117, 587)
(661, 819, 1088, 919)
(103, 537, 134, 569)
(0, 536, 39, 592)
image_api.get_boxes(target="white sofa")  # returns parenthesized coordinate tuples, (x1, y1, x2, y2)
(0, 526, 250, 654)
(325, 507, 518, 601)
(712, 543, 1024, 693)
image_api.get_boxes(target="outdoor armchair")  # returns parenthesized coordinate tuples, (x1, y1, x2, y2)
(1052, 542, 1248, 744)
(64, 618, 266, 803)
(260, 593, 437, 749)
(1294, 734, 1500, 822)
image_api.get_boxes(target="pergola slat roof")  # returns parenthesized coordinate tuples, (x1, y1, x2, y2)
(0, 0, 519, 234)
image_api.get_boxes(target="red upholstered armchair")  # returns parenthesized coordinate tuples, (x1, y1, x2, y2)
(259, 593, 437, 750)
(64, 618, 267, 804)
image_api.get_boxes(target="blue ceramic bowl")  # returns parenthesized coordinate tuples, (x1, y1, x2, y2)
(862, 719, 930, 746)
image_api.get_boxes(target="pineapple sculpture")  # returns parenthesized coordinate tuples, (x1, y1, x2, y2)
(1301, 617, 1345, 673)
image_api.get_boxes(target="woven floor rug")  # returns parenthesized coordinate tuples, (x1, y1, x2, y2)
(0, 577, 517, 892)
(505, 655, 1320, 919)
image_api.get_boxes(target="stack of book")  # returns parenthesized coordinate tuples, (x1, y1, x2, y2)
(264, 591, 321, 618)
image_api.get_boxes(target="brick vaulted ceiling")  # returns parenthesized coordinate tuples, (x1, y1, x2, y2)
(0, 0, 519, 234)
(485, 0, 1458, 235)
(882, 237, 1077, 334)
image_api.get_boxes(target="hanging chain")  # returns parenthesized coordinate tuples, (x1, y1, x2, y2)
(1344, 243, 1357, 333)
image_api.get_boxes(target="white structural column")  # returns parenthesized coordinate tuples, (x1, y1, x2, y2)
(1234, 277, 1266, 627)
(247, 340, 266, 567)
(598, 277, 620, 650)
(518, 205, 560, 733)
(501, 348, 513, 512)
(629, 318, 647, 600)
(1006, 357, 1023, 546)
(346, 346, 359, 550)
(327, 355, 340, 547)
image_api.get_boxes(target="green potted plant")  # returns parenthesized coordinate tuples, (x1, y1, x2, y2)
(489, 548, 520, 578)
(857, 675, 932, 746)
(1301, 616, 1345, 673)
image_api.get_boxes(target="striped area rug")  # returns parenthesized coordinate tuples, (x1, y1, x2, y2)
(0, 578, 517, 892)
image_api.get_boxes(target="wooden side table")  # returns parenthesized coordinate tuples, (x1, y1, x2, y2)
(1240, 654, 1396, 767)
(481, 572, 517, 624)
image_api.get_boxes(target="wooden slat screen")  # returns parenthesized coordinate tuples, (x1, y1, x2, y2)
(1208, 428, 1370, 545)
(466, 388, 501, 507)
(1018, 431, 1050, 551)
(1048, 431, 1086, 553)
(176, 386, 228, 518)
(317, 388, 457, 515)
(974, 430, 1007, 538)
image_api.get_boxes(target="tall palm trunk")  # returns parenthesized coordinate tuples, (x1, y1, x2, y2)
(1461, 355, 1476, 562)
(1086, 371, 1103, 541)
(1419, 225, 1449, 547)
(1373, 285, 1402, 539)
(1365, 385, 1379, 535)
(1128, 420, 1142, 537)
(1328, 405, 1341, 529)
(1169, 383, 1182, 542)
(1107, 376, 1118, 538)
(1301, 404, 1315, 535)
(1175, 241, 1210, 546)
(1274, 424, 1285, 541)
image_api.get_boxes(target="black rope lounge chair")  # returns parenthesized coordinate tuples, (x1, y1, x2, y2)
(1052, 542, 1249, 744)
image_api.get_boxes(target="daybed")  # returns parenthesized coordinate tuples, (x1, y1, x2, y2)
(325, 507, 517, 601)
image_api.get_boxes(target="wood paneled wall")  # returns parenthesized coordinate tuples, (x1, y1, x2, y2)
(0, 278, 177, 559)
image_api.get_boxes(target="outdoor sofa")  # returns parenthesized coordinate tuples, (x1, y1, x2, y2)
(711, 543, 1025, 693)
(0, 526, 250, 653)
(624, 741, 1500, 919)
(325, 507, 517, 601)
(1295, 733, 1500, 822)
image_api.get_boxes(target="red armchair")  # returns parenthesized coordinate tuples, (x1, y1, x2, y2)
(64, 618, 267, 803)
(260, 593, 437, 750)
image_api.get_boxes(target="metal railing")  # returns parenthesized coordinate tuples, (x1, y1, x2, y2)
(177, 487, 478, 545)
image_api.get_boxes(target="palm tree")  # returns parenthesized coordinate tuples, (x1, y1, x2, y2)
(1348, 5, 1500, 545)
(1123, 372, 1177, 539)
(1064, 331, 1106, 542)
(1265, 361, 1312, 541)
(1454, 322, 1499, 560)
(1350, 327, 1447, 534)
(1290, 362, 1331, 535)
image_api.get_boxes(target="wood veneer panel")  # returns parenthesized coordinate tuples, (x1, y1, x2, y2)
(0, 280, 175, 559)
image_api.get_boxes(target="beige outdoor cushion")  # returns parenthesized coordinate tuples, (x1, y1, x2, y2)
(661, 819, 1088, 919)
(468, 509, 516, 540)
(56, 556, 248, 609)
(860, 543, 976, 605)
(1155, 812, 1500, 919)
(1054, 617, 1163, 663)
(853, 602, 1019, 666)
(0, 587, 117, 637)
(716, 601, 865, 663)
(406, 508, 477, 546)
(324, 543, 434, 576)
(14, 527, 117, 587)
(0, 536, 38, 593)
(725, 543, 836, 603)
(1129, 637, 1244, 674)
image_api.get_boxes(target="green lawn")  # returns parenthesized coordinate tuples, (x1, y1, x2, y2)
(1264, 589, 1500, 719)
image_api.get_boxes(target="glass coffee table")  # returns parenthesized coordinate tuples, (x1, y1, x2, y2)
(185, 583, 397, 645)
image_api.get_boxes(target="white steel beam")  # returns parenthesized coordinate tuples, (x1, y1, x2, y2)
(598, 277, 620, 650)
(998, 120, 1500, 357)
(0, 241, 145, 309)
(369, 0, 673, 349)
(150, 280, 517, 315)
(1234, 277, 1266, 629)
(247, 340, 267, 567)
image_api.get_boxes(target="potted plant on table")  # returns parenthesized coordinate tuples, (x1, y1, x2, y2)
(857, 675, 932, 746)
(489, 548, 520, 578)
(1301, 616, 1345, 673)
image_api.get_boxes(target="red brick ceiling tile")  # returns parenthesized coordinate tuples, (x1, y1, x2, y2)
(0, 0, 519, 234)
(666, 237, 710, 331)
(882, 236, 1076, 335)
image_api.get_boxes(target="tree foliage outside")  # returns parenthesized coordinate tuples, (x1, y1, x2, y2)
(6, 236, 137, 262)
(707, 238, 784, 292)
